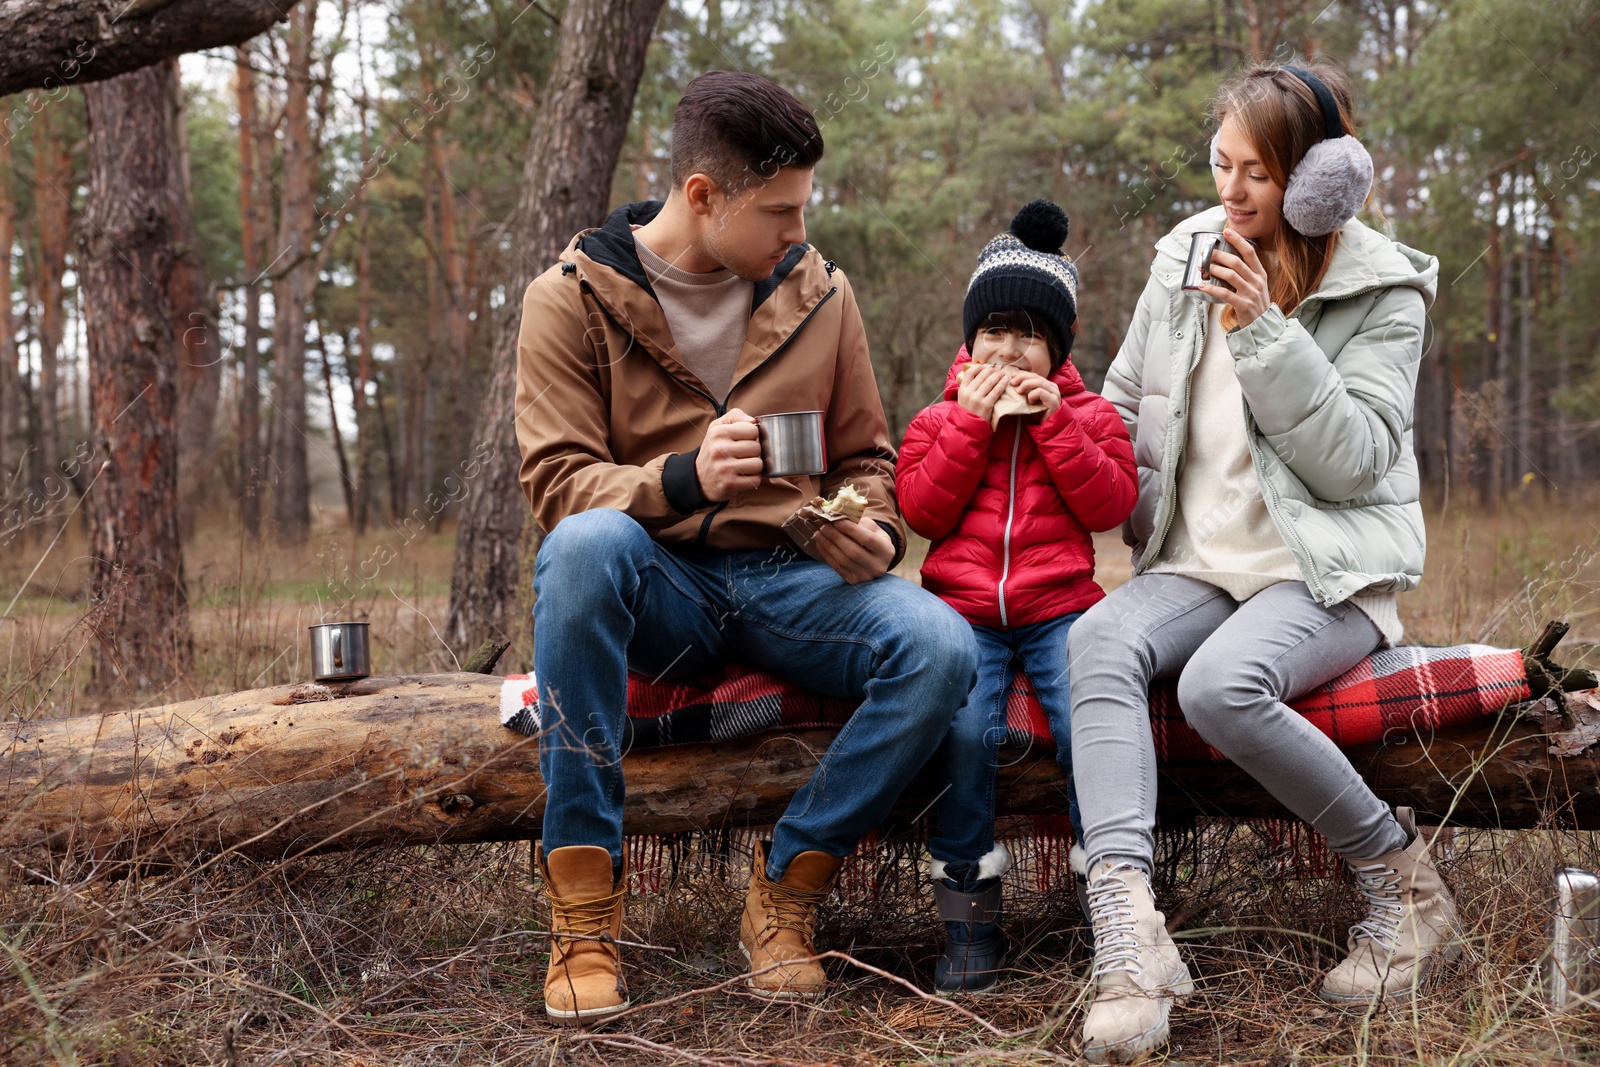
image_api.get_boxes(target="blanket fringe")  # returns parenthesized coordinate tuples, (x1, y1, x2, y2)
(609, 815, 1344, 903)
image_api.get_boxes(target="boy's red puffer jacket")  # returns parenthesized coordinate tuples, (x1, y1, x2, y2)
(896, 347, 1138, 629)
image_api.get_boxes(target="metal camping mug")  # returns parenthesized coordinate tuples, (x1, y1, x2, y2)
(755, 411, 826, 478)
(1182, 231, 1253, 303)
(1549, 867, 1600, 1010)
(309, 621, 371, 682)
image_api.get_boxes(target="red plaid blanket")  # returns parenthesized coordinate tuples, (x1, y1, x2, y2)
(499, 643, 1530, 763)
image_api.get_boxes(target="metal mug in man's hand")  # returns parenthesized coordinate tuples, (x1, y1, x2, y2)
(756, 411, 826, 478)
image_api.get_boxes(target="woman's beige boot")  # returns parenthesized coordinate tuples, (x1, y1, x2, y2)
(1320, 808, 1461, 1005)
(1080, 861, 1194, 1064)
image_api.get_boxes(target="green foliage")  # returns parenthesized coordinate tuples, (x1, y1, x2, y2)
(607, 0, 1600, 453)
(183, 82, 242, 283)
(22, 0, 1588, 501)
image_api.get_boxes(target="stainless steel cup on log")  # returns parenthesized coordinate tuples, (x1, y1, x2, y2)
(309, 622, 371, 682)
(756, 411, 826, 478)
(1549, 867, 1600, 1010)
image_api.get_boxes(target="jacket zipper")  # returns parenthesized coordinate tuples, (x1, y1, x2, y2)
(727, 287, 837, 396)
(1245, 285, 1394, 604)
(1139, 259, 1402, 594)
(695, 286, 838, 548)
(584, 282, 726, 412)
(997, 421, 1022, 626)
(1143, 287, 1195, 569)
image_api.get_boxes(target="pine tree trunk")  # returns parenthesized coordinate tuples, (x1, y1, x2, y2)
(1516, 202, 1533, 488)
(352, 83, 374, 534)
(419, 184, 441, 516)
(446, 0, 668, 664)
(32, 101, 71, 489)
(165, 61, 221, 536)
(80, 63, 192, 694)
(268, 3, 317, 543)
(0, 132, 14, 484)
(236, 45, 264, 537)
(430, 130, 471, 471)
(318, 334, 355, 526)
(372, 372, 402, 521)
(1554, 245, 1576, 491)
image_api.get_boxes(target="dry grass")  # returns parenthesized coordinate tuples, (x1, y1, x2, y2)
(2, 495, 1600, 1064)
(1, 507, 468, 719)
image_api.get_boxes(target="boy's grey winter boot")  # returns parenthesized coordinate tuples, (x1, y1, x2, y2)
(931, 847, 1010, 993)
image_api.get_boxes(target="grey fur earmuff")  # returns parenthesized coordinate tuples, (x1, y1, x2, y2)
(1208, 66, 1373, 237)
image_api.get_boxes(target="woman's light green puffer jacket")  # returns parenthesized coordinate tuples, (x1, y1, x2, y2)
(1103, 205, 1439, 607)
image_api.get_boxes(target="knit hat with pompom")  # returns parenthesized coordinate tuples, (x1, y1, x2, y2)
(962, 199, 1080, 363)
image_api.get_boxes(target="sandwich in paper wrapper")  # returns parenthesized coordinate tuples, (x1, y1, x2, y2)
(960, 363, 1046, 428)
(782, 483, 868, 561)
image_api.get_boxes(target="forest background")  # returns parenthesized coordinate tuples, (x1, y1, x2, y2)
(2, 0, 1599, 700)
(1, 4, 1599, 1065)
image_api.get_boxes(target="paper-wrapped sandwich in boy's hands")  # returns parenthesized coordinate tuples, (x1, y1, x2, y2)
(959, 362, 1047, 428)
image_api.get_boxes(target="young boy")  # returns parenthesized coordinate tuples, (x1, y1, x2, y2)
(896, 199, 1138, 993)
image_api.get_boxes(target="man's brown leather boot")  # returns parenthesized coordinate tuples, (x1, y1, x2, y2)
(738, 840, 842, 999)
(537, 845, 630, 1025)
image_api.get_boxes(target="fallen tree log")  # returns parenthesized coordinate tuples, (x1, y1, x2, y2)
(2, 672, 1596, 878)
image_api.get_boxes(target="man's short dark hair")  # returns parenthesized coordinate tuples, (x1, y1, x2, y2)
(670, 71, 824, 197)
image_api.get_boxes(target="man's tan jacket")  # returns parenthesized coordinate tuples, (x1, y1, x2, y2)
(515, 201, 904, 560)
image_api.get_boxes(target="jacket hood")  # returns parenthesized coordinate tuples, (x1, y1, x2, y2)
(942, 345, 1085, 401)
(572, 200, 811, 312)
(1153, 205, 1439, 309)
(555, 201, 831, 394)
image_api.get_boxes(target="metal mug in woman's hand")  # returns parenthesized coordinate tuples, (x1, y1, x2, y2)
(1182, 231, 1253, 303)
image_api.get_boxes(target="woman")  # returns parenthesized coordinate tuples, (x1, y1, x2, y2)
(1067, 62, 1458, 1064)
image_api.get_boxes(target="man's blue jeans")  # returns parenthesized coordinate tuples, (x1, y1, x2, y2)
(533, 508, 978, 879)
(928, 613, 1085, 869)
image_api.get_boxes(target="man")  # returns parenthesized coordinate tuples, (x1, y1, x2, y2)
(515, 70, 977, 1023)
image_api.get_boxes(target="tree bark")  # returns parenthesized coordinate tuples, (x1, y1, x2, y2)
(317, 333, 355, 526)
(414, 156, 441, 519)
(164, 61, 221, 536)
(446, 0, 667, 664)
(1554, 244, 1576, 491)
(267, 2, 317, 543)
(0, 131, 14, 483)
(352, 73, 374, 534)
(1482, 179, 1503, 503)
(0, 0, 299, 98)
(80, 62, 192, 693)
(1495, 175, 1515, 497)
(235, 44, 265, 537)
(429, 128, 470, 471)
(31, 99, 71, 488)
(1, 672, 1593, 877)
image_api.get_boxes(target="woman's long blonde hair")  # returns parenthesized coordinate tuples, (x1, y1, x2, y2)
(1210, 62, 1360, 329)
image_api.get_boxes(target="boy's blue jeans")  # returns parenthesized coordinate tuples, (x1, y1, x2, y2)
(532, 508, 978, 880)
(929, 613, 1085, 870)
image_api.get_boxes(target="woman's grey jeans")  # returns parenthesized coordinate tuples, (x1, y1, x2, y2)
(1067, 574, 1408, 875)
